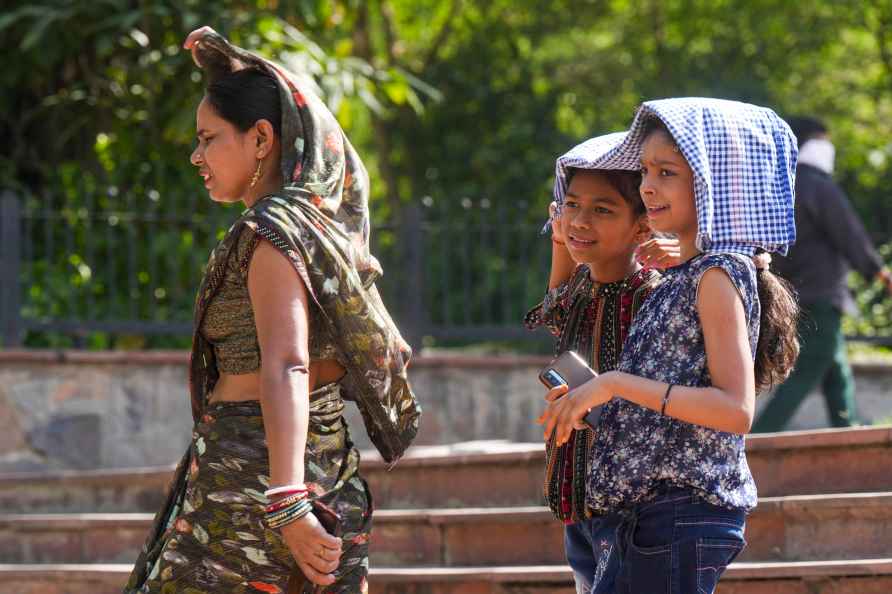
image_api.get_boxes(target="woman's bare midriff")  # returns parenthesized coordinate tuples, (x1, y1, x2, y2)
(207, 359, 346, 404)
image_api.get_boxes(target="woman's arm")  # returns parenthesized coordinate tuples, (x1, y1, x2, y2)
(249, 239, 312, 489)
(539, 267, 755, 442)
(248, 239, 341, 585)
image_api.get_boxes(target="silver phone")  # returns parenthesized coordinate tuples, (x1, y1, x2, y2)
(539, 350, 602, 429)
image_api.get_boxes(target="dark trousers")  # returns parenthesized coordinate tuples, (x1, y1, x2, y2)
(753, 300, 859, 433)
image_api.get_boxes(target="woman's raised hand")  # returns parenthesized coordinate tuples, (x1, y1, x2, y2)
(279, 511, 343, 586)
(183, 26, 218, 66)
(636, 237, 682, 269)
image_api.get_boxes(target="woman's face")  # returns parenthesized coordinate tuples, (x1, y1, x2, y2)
(190, 97, 257, 204)
(639, 129, 698, 242)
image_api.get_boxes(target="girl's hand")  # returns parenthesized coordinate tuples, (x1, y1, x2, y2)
(636, 237, 682, 269)
(537, 375, 613, 445)
(549, 201, 567, 245)
(183, 26, 218, 67)
(543, 383, 569, 403)
(279, 511, 343, 586)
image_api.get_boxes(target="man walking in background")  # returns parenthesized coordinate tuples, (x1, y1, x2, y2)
(753, 116, 892, 432)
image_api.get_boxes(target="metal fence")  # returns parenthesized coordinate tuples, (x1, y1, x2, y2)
(4, 189, 891, 351)
(0, 190, 554, 350)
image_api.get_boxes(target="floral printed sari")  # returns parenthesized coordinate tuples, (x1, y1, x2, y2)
(123, 30, 420, 594)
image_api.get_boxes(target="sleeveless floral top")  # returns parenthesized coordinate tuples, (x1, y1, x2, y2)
(586, 253, 760, 514)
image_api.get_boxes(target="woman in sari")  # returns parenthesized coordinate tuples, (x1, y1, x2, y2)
(124, 27, 421, 594)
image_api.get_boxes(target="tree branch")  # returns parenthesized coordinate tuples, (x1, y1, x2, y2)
(351, 1, 402, 213)
(352, 2, 372, 61)
(874, 9, 892, 88)
(378, 0, 400, 65)
(422, 0, 463, 71)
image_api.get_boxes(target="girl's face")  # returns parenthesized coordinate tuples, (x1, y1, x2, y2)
(190, 97, 258, 204)
(561, 171, 648, 268)
(639, 130, 698, 243)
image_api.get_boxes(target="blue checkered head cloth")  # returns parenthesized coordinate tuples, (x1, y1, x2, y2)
(553, 131, 629, 213)
(553, 98, 798, 255)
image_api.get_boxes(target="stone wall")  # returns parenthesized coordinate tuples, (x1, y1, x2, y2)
(1, 350, 890, 472)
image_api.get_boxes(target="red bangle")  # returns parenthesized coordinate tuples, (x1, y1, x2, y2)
(266, 488, 309, 500)
(552, 238, 566, 246)
(265, 492, 309, 513)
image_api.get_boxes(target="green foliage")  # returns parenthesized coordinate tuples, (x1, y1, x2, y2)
(844, 241, 892, 340)
(0, 0, 431, 199)
(4, 0, 892, 348)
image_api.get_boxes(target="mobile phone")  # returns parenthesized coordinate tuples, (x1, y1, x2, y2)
(539, 350, 602, 429)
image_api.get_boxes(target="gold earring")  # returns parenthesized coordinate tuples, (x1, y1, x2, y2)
(249, 159, 263, 188)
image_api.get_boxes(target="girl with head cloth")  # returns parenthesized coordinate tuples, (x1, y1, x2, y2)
(123, 27, 421, 594)
(539, 98, 800, 593)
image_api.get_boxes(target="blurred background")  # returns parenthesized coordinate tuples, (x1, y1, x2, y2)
(3, 0, 892, 354)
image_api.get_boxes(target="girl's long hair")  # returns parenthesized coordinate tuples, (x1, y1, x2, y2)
(753, 262, 800, 392)
(641, 117, 800, 392)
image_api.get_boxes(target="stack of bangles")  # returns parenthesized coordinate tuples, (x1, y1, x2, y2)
(264, 484, 312, 529)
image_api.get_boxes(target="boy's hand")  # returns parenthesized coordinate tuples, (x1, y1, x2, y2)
(549, 202, 567, 245)
(636, 237, 681, 269)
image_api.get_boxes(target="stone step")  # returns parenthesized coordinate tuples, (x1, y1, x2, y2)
(371, 427, 892, 508)
(372, 491, 892, 566)
(3, 492, 891, 565)
(0, 513, 149, 565)
(2, 560, 892, 594)
(1, 427, 890, 513)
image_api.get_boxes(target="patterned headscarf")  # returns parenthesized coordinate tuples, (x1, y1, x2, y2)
(552, 131, 628, 215)
(188, 31, 420, 464)
(194, 31, 380, 280)
(551, 98, 798, 256)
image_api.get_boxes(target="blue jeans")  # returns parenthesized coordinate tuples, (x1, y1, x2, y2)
(564, 516, 621, 594)
(610, 486, 747, 594)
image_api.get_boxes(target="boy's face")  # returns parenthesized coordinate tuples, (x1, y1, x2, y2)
(561, 171, 648, 268)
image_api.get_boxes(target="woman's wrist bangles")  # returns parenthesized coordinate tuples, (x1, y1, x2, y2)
(266, 497, 313, 529)
(264, 484, 312, 529)
(552, 238, 566, 246)
(265, 492, 308, 513)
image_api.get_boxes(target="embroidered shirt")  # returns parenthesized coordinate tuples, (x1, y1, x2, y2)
(525, 265, 661, 521)
(586, 253, 760, 514)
